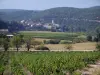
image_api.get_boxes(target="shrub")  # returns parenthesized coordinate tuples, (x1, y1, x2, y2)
(43, 40, 46, 44)
(35, 46, 50, 51)
(50, 39, 60, 44)
(44, 40, 50, 44)
(65, 44, 73, 51)
(96, 43, 100, 51)
(44, 39, 60, 44)
(93, 37, 98, 42)
(59, 40, 72, 44)
(87, 35, 92, 41)
(73, 38, 87, 43)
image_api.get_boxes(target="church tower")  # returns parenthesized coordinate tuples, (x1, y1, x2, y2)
(52, 20, 55, 25)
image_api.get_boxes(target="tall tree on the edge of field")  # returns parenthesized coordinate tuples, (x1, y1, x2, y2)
(96, 27, 100, 43)
(87, 35, 92, 41)
(0, 34, 10, 51)
(19, 34, 24, 44)
(25, 37, 32, 51)
(11, 36, 22, 51)
(0, 38, 3, 47)
(3, 38, 10, 51)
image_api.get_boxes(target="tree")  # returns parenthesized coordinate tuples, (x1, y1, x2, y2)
(25, 38, 42, 51)
(25, 37, 32, 51)
(19, 34, 24, 43)
(2, 38, 10, 51)
(96, 43, 100, 51)
(11, 36, 22, 51)
(0, 38, 3, 47)
(0, 37, 10, 51)
(0, 34, 10, 51)
(95, 27, 100, 42)
(87, 35, 92, 41)
(93, 37, 98, 42)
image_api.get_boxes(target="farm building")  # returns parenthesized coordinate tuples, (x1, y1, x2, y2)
(0, 29, 14, 38)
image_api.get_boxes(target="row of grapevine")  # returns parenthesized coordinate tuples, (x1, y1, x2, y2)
(0, 52, 9, 74)
(10, 52, 24, 75)
(15, 51, 100, 75)
(0, 52, 100, 75)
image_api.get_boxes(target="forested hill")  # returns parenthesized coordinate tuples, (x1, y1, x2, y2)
(0, 6, 100, 32)
(0, 6, 100, 21)
(0, 20, 8, 29)
(0, 20, 25, 32)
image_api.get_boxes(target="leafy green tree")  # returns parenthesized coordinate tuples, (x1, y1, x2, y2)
(87, 35, 92, 41)
(0, 37, 10, 51)
(96, 43, 100, 51)
(25, 37, 32, 51)
(2, 38, 10, 51)
(18, 34, 24, 43)
(25, 38, 42, 51)
(95, 27, 100, 42)
(0, 34, 9, 51)
(0, 38, 3, 47)
(93, 37, 98, 42)
(11, 36, 22, 51)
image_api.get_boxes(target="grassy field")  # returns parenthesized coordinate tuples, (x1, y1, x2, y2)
(45, 42, 96, 51)
(0, 52, 100, 75)
(34, 38, 96, 51)
(19, 31, 97, 51)
(19, 31, 86, 40)
(0, 42, 96, 51)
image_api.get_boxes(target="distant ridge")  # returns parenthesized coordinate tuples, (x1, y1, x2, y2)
(0, 6, 100, 21)
(0, 6, 100, 12)
(0, 6, 100, 32)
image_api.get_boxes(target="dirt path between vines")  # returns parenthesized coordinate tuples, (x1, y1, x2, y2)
(22, 66, 33, 75)
(3, 53, 12, 75)
(81, 60, 100, 75)
(3, 61, 11, 75)
(16, 52, 33, 75)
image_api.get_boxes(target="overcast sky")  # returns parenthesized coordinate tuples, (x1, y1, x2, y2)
(0, 0, 100, 10)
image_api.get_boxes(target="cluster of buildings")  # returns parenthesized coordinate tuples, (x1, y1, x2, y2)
(19, 19, 60, 31)
(43, 20, 60, 30)
(0, 19, 62, 38)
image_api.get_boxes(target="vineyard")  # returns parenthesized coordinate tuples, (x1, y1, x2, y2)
(0, 51, 100, 75)
(20, 31, 86, 40)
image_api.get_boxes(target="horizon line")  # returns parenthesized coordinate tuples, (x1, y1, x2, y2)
(0, 6, 100, 11)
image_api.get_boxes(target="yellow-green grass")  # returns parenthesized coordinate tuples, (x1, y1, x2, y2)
(44, 42, 96, 51)
(19, 31, 86, 40)
(34, 38, 96, 51)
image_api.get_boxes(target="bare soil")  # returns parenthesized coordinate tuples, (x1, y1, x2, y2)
(45, 42, 96, 51)
(81, 60, 100, 75)
(35, 38, 96, 51)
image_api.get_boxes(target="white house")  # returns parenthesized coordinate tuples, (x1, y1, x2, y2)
(6, 34, 14, 38)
